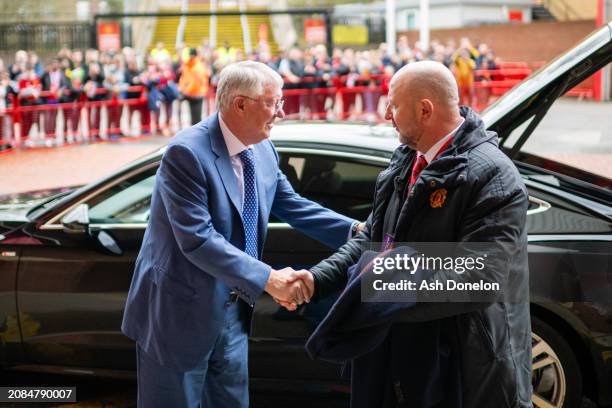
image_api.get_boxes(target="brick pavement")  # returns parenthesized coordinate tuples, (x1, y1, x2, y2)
(0, 137, 168, 195)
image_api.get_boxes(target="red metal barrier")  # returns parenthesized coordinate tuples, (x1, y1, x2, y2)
(9, 86, 149, 148)
(2, 63, 599, 153)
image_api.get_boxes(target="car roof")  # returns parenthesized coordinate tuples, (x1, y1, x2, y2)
(270, 121, 400, 153)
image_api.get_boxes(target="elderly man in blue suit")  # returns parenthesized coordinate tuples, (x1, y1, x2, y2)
(121, 61, 360, 408)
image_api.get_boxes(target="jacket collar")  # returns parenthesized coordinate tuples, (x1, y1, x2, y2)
(209, 113, 227, 158)
(209, 113, 242, 214)
(442, 106, 498, 157)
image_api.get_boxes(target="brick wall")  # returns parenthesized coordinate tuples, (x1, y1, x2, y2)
(399, 20, 597, 66)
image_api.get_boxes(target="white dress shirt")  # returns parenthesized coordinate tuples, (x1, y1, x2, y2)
(219, 114, 251, 212)
(419, 118, 465, 164)
(219, 114, 359, 239)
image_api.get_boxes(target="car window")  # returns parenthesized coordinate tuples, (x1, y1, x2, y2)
(277, 152, 384, 220)
(503, 63, 612, 181)
(87, 166, 157, 224)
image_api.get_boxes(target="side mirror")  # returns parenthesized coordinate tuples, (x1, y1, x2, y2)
(61, 203, 90, 234)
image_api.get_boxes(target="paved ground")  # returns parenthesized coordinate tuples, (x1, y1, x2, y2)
(0, 371, 600, 408)
(0, 136, 168, 195)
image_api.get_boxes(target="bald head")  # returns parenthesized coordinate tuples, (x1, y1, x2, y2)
(391, 60, 459, 110)
(385, 61, 463, 152)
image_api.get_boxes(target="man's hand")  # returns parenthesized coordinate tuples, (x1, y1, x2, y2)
(265, 268, 312, 306)
(272, 270, 314, 311)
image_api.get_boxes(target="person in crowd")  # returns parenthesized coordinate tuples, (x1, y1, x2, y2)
(302, 51, 323, 118)
(104, 62, 127, 139)
(216, 40, 238, 65)
(57, 47, 72, 64)
(0, 70, 18, 148)
(150, 41, 171, 65)
(379, 42, 393, 67)
(412, 40, 427, 61)
(174, 41, 191, 67)
(257, 50, 277, 71)
(277, 47, 304, 117)
(336, 48, 360, 119)
(70, 50, 86, 82)
(308, 44, 333, 118)
(17, 64, 42, 140)
(474, 44, 498, 110)
(157, 63, 179, 136)
(59, 74, 84, 143)
(143, 61, 163, 134)
(41, 58, 69, 139)
(84, 62, 106, 139)
(84, 48, 101, 71)
(356, 50, 384, 118)
(9, 50, 28, 81)
(122, 46, 137, 65)
(396, 35, 411, 56)
(59, 57, 73, 79)
(452, 45, 477, 107)
(28, 52, 45, 78)
(125, 59, 148, 135)
(178, 48, 208, 125)
(200, 38, 213, 63)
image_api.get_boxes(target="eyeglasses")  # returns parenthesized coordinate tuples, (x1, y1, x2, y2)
(241, 95, 285, 114)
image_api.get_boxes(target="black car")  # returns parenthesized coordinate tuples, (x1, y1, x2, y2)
(1, 24, 611, 408)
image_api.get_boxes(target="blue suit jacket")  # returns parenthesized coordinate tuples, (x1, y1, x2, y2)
(121, 114, 354, 371)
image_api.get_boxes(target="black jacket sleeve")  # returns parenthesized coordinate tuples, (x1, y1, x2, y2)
(310, 213, 373, 300)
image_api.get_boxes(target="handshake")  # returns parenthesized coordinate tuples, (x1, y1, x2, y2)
(265, 267, 314, 311)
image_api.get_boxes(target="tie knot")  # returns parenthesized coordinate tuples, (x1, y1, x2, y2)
(239, 148, 255, 165)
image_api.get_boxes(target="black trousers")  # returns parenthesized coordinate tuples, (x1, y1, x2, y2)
(185, 96, 204, 125)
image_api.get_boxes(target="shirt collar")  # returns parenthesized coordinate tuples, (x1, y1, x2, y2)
(420, 117, 465, 164)
(219, 113, 249, 157)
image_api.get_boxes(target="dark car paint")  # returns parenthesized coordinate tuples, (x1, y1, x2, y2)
(1, 142, 611, 404)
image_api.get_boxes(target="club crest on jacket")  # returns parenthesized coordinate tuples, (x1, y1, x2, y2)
(429, 188, 447, 208)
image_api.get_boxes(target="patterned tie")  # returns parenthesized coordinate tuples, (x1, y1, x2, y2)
(239, 148, 259, 258)
(408, 153, 428, 190)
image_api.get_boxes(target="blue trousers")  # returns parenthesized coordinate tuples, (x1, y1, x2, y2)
(136, 302, 249, 408)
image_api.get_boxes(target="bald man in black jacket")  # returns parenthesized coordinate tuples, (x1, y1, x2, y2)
(289, 61, 532, 408)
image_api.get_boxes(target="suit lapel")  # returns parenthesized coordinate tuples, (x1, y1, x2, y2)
(209, 114, 242, 216)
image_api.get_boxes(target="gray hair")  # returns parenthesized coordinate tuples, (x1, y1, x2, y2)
(216, 61, 283, 112)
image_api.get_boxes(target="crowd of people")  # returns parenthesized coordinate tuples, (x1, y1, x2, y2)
(0, 35, 500, 146)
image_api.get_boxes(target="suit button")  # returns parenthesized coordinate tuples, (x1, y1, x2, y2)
(429, 180, 436, 188)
